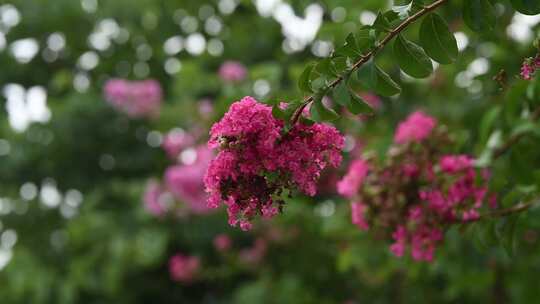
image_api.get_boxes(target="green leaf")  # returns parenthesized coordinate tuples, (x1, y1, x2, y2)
(495, 214, 521, 257)
(373, 12, 391, 32)
(310, 97, 339, 122)
(419, 14, 458, 64)
(316, 58, 337, 77)
(479, 106, 501, 144)
(472, 221, 498, 251)
(332, 56, 348, 73)
(463, 0, 496, 32)
(333, 80, 351, 107)
(510, 0, 540, 15)
(335, 33, 361, 58)
(357, 61, 401, 96)
(298, 64, 315, 92)
(356, 29, 376, 52)
(272, 105, 286, 120)
(393, 35, 433, 78)
(299, 116, 316, 126)
(311, 77, 327, 91)
(348, 93, 374, 115)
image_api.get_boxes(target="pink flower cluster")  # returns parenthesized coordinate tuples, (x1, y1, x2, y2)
(338, 111, 496, 262)
(520, 54, 540, 80)
(162, 129, 195, 160)
(337, 159, 369, 198)
(205, 96, 344, 230)
(219, 61, 247, 82)
(143, 130, 214, 216)
(143, 180, 168, 216)
(169, 253, 200, 283)
(103, 79, 162, 118)
(165, 146, 214, 214)
(394, 111, 436, 144)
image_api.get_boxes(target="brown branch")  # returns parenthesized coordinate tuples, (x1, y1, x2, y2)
(493, 106, 540, 159)
(290, 0, 451, 125)
(477, 199, 540, 221)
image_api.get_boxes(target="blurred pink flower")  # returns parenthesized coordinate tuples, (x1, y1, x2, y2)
(198, 98, 214, 119)
(169, 253, 200, 283)
(394, 111, 436, 144)
(439, 154, 474, 173)
(213, 234, 232, 252)
(103, 79, 162, 118)
(219, 61, 247, 82)
(161, 129, 195, 160)
(351, 202, 369, 231)
(143, 180, 167, 216)
(239, 238, 267, 265)
(165, 146, 214, 214)
(337, 159, 369, 198)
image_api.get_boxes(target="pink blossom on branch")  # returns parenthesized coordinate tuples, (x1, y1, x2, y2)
(103, 79, 162, 118)
(204, 96, 344, 230)
(520, 54, 540, 80)
(338, 111, 496, 262)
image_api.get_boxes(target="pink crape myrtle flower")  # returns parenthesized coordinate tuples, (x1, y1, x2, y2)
(219, 61, 247, 82)
(161, 129, 195, 160)
(165, 146, 214, 214)
(394, 111, 436, 144)
(143, 180, 167, 216)
(338, 111, 496, 262)
(337, 158, 369, 198)
(198, 98, 214, 119)
(439, 154, 474, 173)
(103, 79, 162, 118)
(239, 238, 267, 265)
(169, 253, 200, 283)
(205, 96, 344, 230)
(350, 202, 369, 231)
(520, 54, 540, 80)
(213, 234, 232, 252)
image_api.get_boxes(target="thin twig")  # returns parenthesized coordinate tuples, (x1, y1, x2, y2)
(290, 0, 451, 125)
(477, 199, 540, 221)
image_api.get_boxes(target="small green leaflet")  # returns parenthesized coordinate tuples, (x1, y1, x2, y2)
(373, 12, 391, 32)
(348, 93, 374, 115)
(335, 33, 361, 58)
(310, 97, 339, 122)
(298, 64, 315, 93)
(357, 60, 401, 96)
(333, 81, 351, 107)
(316, 58, 337, 77)
(419, 13, 458, 64)
(393, 35, 433, 78)
(463, 0, 496, 32)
